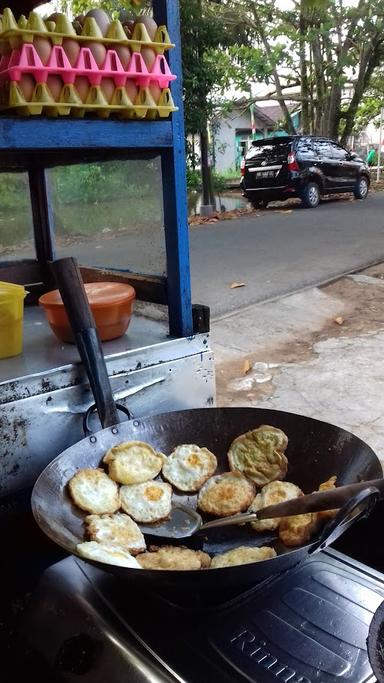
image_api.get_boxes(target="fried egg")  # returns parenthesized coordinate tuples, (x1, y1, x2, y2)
(249, 481, 303, 532)
(211, 545, 276, 569)
(317, 476, 338, 520)
(103, 441, 165, 485)
(197, 472, 256, 517)
(85, 512, 146, 555)
(228, 425, 288, 486)
(76, 541, 141, 568)
(162, 444, 217, 492)
(68, 468, 120, 514)
(120, 481, 172, 523)
(279, 512, 317, 547)
(137, 545, 211, 570)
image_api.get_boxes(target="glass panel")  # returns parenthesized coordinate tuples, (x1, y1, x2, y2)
(246, 140, 290, 163)
(314, 140, 333, 158)
(330, 143, 348, 161)
(0, 172, 34, 261)
(49, 158, 166, 276)
(296, 138, 315, 160)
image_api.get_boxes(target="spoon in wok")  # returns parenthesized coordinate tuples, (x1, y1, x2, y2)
(139, 477, 384, 539)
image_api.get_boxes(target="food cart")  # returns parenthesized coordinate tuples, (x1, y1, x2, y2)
(0, 1, 214, 507)
(1, 2, 384, 682)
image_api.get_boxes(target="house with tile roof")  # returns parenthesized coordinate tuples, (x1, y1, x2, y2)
(212, 100, 301, 173)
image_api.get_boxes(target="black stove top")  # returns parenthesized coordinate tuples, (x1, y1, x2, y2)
(22, 548, 384, 683)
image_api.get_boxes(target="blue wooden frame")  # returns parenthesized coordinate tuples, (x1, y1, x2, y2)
(153, 0, 193, 338)
(0, 0, 193, 339)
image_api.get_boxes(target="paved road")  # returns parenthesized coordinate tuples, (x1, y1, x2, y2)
(16, 191, 384, 319)
(190, 192, 384, 317)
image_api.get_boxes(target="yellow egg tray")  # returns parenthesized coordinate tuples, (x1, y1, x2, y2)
(0, 9, 174, 54)
(0, 80, 177, 119)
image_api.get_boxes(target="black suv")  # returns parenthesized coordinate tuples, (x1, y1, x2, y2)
(240, 135, 370, 209)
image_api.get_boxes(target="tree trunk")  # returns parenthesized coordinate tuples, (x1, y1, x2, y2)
(252, 6, 296, 134)
(200, 127, 215, 207)
(299, 6, 310, 134)
(341, 43, 380, 145)
(191, 134, 196, 170)
(311, 35, 326, 135)
(327, 0, 366, 139)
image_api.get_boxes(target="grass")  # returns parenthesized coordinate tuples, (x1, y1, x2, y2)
(0, 195, 162, 257)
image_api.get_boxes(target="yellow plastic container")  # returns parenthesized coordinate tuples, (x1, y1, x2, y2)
(0, 281, 27, 359)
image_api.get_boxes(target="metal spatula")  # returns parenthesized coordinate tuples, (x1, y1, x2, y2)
(139, 477, 384, 539)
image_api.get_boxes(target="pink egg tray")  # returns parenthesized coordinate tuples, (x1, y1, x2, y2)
(0, 42, 177, 88)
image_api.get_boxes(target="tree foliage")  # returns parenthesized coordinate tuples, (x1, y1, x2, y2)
(211, 0, 384, 142)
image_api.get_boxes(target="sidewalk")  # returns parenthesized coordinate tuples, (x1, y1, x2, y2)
(212, 263, 384, 468)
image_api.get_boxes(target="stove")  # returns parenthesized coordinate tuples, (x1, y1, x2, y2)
(22, 548, 384, 683)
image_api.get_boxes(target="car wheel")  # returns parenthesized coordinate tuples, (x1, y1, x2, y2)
(354, 176, 369, 200)
(301, 182, 320, 208)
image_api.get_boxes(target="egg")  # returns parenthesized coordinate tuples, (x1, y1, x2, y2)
(74, 14, 85, 26)
(33, 36, 52, 65)
(0, 42, 11, 57)
(162, 444, 218, 492)
(118, 9, 134, 24)
(18, 74, 35, 101)
(100, 77, 115, 104)
(74, 76, 90, 102)
(133, 16, 158, 41)
(85, 512, 146, 555)
(46, 75, 63, 101)
(62, 38, 80, 66)
(114, 44, 131, 69)
(149, 83, 162, 104)
(46, 12, 62, 24)
(85, 8, 111, 36)
(103, 441, 165, 485)
(120, 481, 172, 523)
(88, 42, 106, 68)
(141, 47, 156, 71)
(76, 541, 141, 569)
(125, 81, 138, 103)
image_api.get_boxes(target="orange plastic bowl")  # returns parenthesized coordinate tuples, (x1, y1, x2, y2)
(39, 282, 136, 343)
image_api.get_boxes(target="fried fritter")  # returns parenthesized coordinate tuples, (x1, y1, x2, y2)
(85, 512, 146, 555)
(76, 541, 141, 568)
(197, 472, 256, 517)
(249, 481, 303, 532)
(68, 468, 120, 514)
(317, 475, 338, 520)
(228, 425, 288, 486)
(137, 545, 211, 571)
(279, 512, 317, 547)
(211, 546, 277, 569)
(162, 444, 217, 492)
(120, 481, 172, 523)
(103, 441, 165, 485)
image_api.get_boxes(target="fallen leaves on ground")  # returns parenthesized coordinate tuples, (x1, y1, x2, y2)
(242, 359, 252, 375)
(230, 282, 246, 289)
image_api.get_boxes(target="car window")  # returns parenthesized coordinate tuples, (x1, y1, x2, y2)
(245, 141, 290, 163)
(330, 143, 349, 161)
(296, 138, 315, 160)
(313, 140, 333, 158)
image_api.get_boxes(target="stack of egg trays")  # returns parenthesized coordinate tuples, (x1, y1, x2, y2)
(0, 7, 177, 119)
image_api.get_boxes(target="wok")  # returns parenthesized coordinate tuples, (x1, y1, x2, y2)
(32, 258, 383, 593)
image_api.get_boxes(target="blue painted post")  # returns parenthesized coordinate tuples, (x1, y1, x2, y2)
(153, 0, 193, 338)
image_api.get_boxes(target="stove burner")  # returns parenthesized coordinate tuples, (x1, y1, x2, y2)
(22, 549, 384, 683)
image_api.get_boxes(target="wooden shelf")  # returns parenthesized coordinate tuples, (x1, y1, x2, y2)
(0, 118, 173, 151)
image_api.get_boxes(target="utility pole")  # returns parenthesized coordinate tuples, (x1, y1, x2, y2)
(377, 107, 384, 183)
